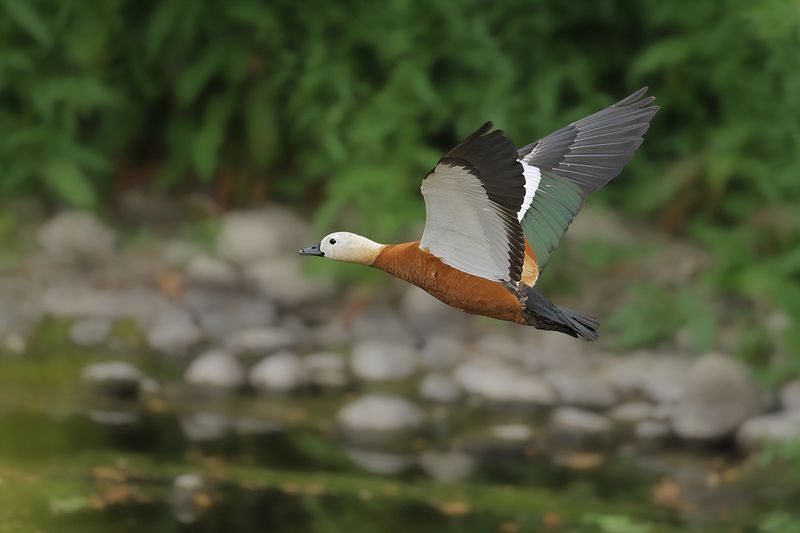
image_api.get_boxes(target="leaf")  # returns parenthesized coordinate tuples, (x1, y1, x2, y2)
(1, 0, 52, 47)
(41, 160, 97, 208)
(191, 95, 234, 180)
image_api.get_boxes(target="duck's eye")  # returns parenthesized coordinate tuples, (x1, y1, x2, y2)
(329, 238, 336, 245)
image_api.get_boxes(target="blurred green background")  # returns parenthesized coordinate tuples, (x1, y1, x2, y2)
(2, 0, 800, 531)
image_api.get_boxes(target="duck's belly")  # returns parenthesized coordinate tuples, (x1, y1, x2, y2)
(372, 242, 525, 323)
(417, 268, 522, 322)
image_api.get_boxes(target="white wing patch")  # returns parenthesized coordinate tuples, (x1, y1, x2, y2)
(420, 163, 517, 283)
(518, 162, 541, 221)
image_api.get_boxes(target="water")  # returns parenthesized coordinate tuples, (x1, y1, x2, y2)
(0, 337, 796, 532)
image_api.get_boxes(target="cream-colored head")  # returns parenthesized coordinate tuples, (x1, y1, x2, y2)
(299, 232, 383, 265)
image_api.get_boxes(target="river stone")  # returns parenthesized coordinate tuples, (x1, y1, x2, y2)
(69, 317, 111, 347)
(453, 359, 556, 406)
(81, 361, 144, 400)
(38, 211, 115, 263)
(418, 451, 475, 483)
(185, 350, 245, 390)
(350, 340, 416, 382)
(163, 240, 202, 267)
(185, 255, 238, 285)
(491, 424, 534, 441)
(180, 412, 230, 441)
(337, 394, 423, 434)
(672, 353, 761, 441)
(244, 257, 334, 306)
(551, 407, 612, 435)
(146, 309, 203, 356)
(545, 371, 618, 409)
(400, 285, 465, 335)
(249, 351, 306, 393)
(608, 402, 655, 424)
(304, 352, 349, 388)
(419, 373, 462, 403)
(518, 330, 591, 372)
(226, 327, 295, 355)
(350, 307, 414, 343)
(602, 352, 689, 403)
(635, 420, 672, 441)
(185, 288, 277, 340)
(2, 333, 26, 355)
(780, 379, 800, 411)
(216, 207, 309, 265)
(736, 411, 800, 450)
(476, 334, 522, 361)
(346, 448, 414, 475)
(419, 335, 465, 370)
(170, 474, 210, 524)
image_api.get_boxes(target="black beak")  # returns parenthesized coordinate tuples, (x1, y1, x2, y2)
(299, 243, 324, 257)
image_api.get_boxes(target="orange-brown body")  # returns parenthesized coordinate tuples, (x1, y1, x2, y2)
(372, 242, 530, 324)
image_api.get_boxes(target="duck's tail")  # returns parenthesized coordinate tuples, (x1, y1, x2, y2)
(523, 287, 599, 341)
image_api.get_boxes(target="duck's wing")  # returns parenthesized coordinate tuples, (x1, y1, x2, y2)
(420, 122, 526, 286)
(516, 87, 659, 276)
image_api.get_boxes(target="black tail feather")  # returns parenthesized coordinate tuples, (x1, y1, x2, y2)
(524, 287, 599, 341)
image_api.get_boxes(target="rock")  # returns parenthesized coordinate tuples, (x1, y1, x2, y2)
(180, 412, 229, 441)
(399, 285, 465, 335)
(350, 341, 417, 382)
(635, 420, 671, 441)
(453, 359, 556, 406)
(737, 412, 800, 450)
(249, 351, 306, 393)
(491, 424, 534, 441)
(780, 379, 800, 411)
(642, 356, 690, 403)
(672, 354, 761, 441)
(337, 394, 423, 434)
(81, 361, 143, 400)
(419, 335, 465, 370)
(350, 307, 414, 343)
(602, 352, 689, 403)
(225, 327, 295, 355)
(87, 408, 139, 426)
(146, 309, 203, 355)
(170, 474, 211, 524)
(38, 211, 115, 263)
(216, 207, 309, 265)
(418, 451, 475, 482)
(185, 255, 238, 285)
(163, 240, 202, 267)
(419, 373, 461, 403)
(608, 402, 654, 424)
(544, 371, 618, 409)
(244, 257, 334, 306)
(2, 333, 26, 355)
(184, 288, 277, 340)
(518, 330, 591, 373)
(185, 350, 245, 390)
(345, 448, 414, 475)
(551, 407, 612, 435)
(476, 334, 522, 361)
(69, 317, 111, 347)
(304, 352, 349, 388)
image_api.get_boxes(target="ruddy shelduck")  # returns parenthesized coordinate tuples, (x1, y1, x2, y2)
(300, 88, 658, 340)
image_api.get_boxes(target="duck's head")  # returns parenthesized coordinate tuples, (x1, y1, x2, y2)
(299, 232, 383, 265)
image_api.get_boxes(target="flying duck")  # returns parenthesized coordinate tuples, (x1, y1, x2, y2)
(300, 88, 658, 341)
